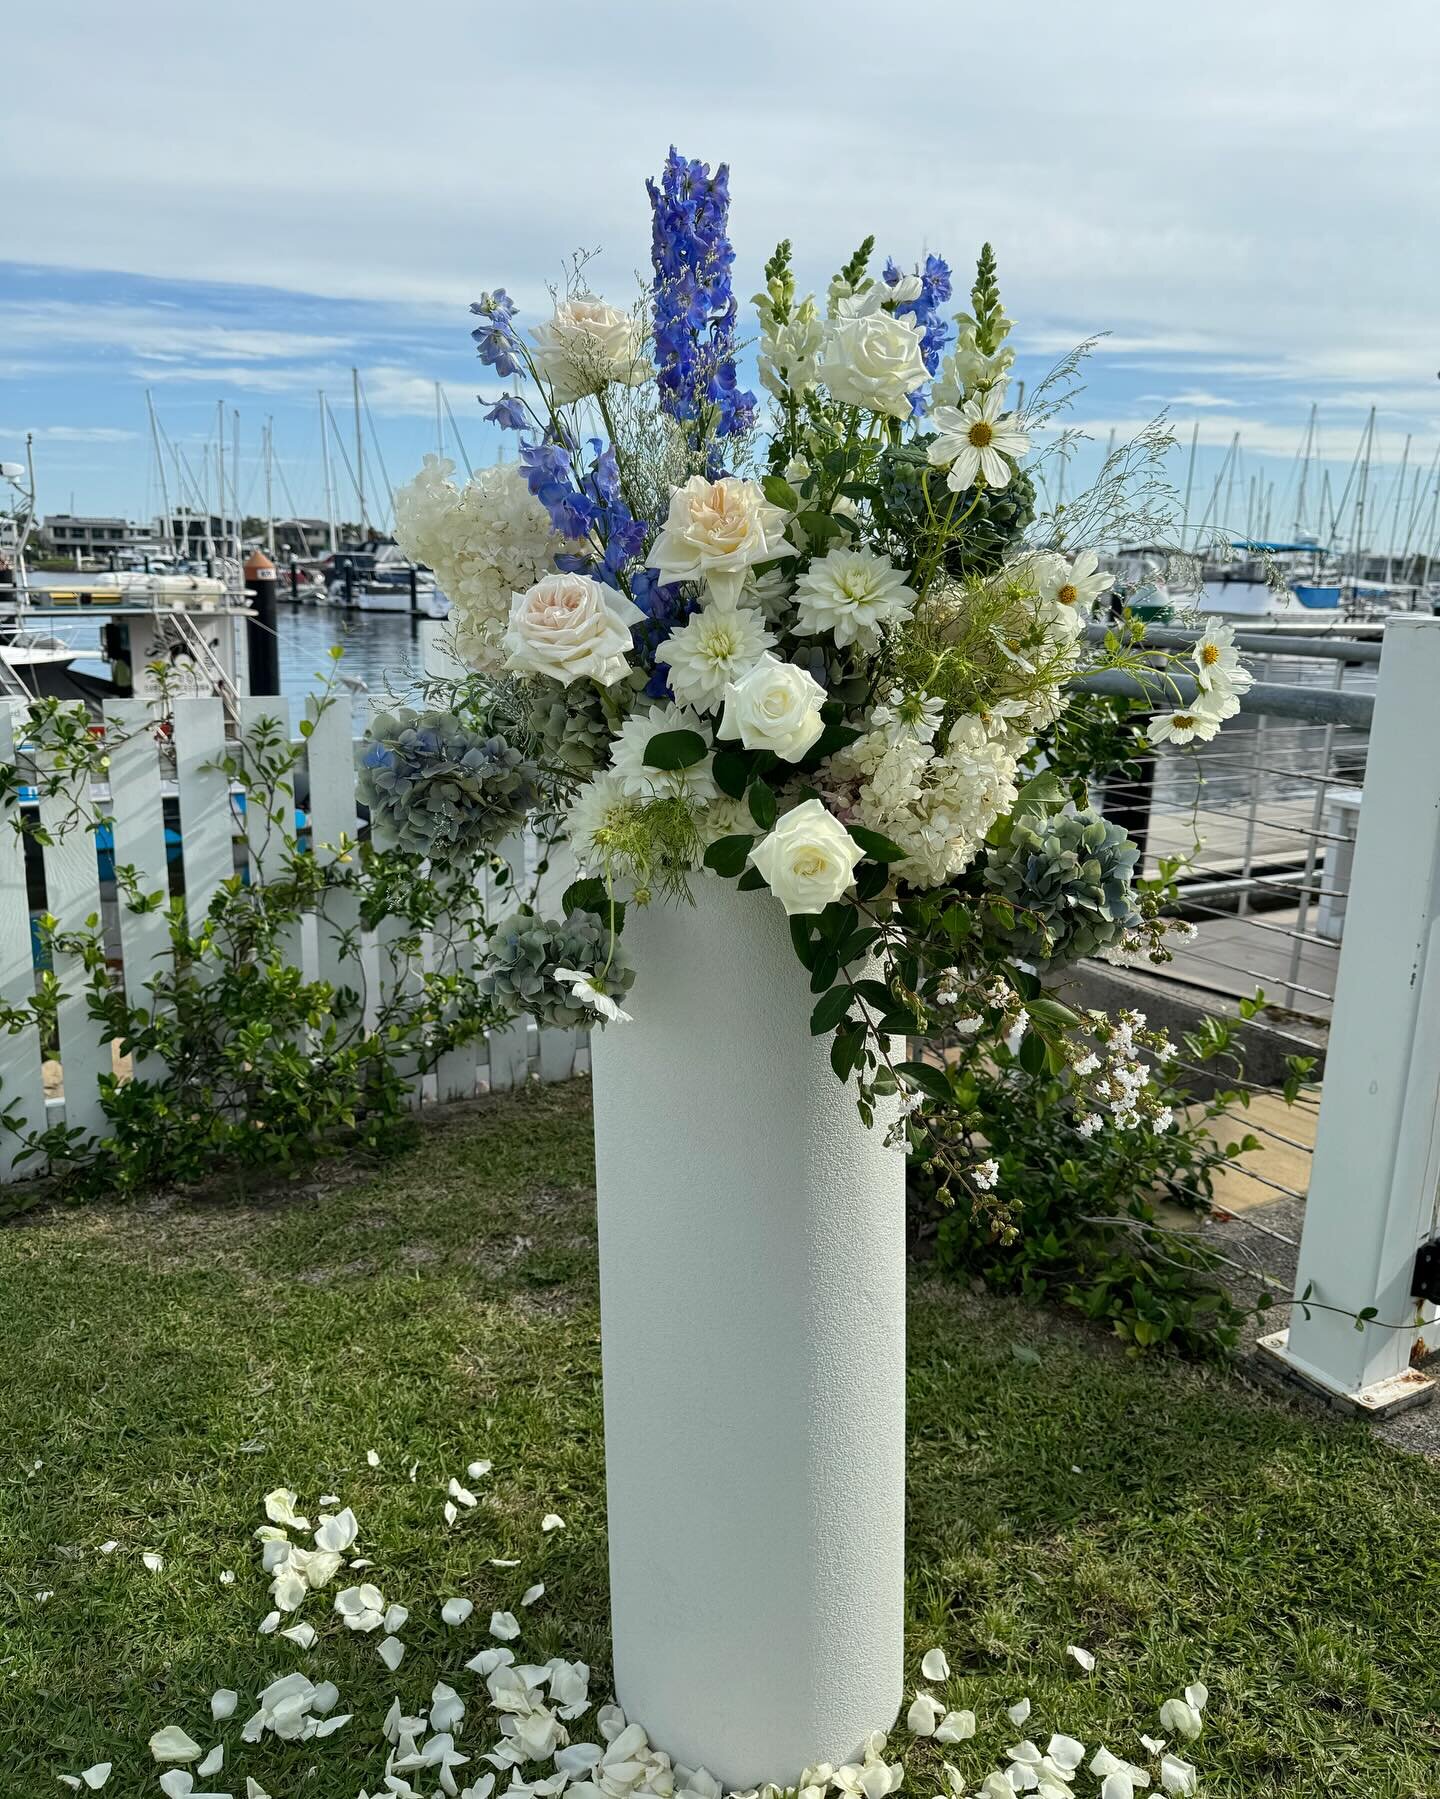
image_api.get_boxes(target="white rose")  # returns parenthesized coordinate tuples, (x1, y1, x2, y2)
(649, 475, 790, 605)
(748, 799, 864, 916)
(503, 571, 644, 687)
(530, 296, 648, 406)
(717, 654, 827, 762)
(818, 309, 929, 419)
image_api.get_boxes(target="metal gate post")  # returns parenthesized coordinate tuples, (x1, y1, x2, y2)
(1260, 615, 1440, 1411)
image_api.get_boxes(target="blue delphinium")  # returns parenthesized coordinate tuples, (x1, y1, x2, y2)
(647, 147, 756, 451)
(519, 433, 646, 589)
(883, 253, 953, 415)
(484, 392, 531, 432)
(629, 566, 694, 697)
(469, 290, 524, 377)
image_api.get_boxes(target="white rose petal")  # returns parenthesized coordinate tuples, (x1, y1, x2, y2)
(384, 1602, 409, 1635)
(314, 1712, 351, 1738)
(210, 1689, 238, 1721)
(149, 1726, 201, 1764)
(1067, 1644, 1096, 1673)
(441, 1596, 474, 1626)
(246, 1782, 272, 1799)
(218, 1570, 235, 1586)
(749, 799, 865, 917)
(1158, 1699, 1204, 1743)
(98, 1540, 119, 1555)
(366, 1450, 380, 1467)
(521, 1582, 545, 1607)
(468, 1460, 493, 1480)
(503, 571, 644, 688)
(491, 1557, 520, 1567)
(1007, 1699, 1032, 1727)
(718, 653, 826, 762)
(541, 1514, 565, 1533)
(1159, 1756, 1197, 1797)
(314, 1507, 358, 1554)
(920, 1647, 950, 1683)
(280, 1622, 316, 1648)
(196, 1746, 223, 1779)
(448, 1478, 478, 1508)
(158, 1773, 193, 1799)
(444, 1501, 459, 1526)
(490, 1608, 522, 1640)
(262, 1488, 310, 1532)
(256, 1610, 281, 1634)
(379, 1634, 406, 1671)
(142, 1552, 164, 1573)
(934, 1711, 976, 1743)
(906, 1692, 944, 1736)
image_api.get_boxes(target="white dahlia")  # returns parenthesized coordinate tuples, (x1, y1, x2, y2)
(607, 702, 719, 804)
(661, 601, 775, 710)
(792, 545, 917, 650)
(566, 773, 642, 871)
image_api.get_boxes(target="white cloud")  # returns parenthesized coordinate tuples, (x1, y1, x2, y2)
(0, 424, 137, 442)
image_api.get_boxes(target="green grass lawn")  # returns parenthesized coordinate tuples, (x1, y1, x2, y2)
(2, 1080, 1438, 1797)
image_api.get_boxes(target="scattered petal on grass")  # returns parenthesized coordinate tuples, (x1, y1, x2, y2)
(442, 1596, 475, 1626)
(1159, 1697, 1204, 1742)
(465, 1647, 515, 1677)
(366, 1449, 380, 1467)
(310, 1681, 339, 1715)
(448, 1478, 478, 1508)
(246, 1782, 272, 1799)
(1067, 1644, 1096, 1673)
(158, 1773, 194, 1799)
(314, 1507, 359, 1554)
(1100, 1774, 1135, 1799)
(384, 1602, 409, 1634)
(378, 1634, 406, 1671)
(1047, 1735, 1086, 1775)
(489, 1608, 521, 1640)
(280, 1622, 317, 1648)
(334, 1583, 385, 1632)
(314, 1713, 351, 1738)
(210, 1689, 238, 1721)
(257, 1610, 280, 1634)
(430, 1681, 466, 1731)
(80, 1768, 112, 1792)
(444, 1501, 459, 1527)
(1160, 1755, 1198, 1797)
(1140, 1735, 1166, 1757)
(921, 1647, 950, 1683)
(196, 1745, 223, 1778)
(541, 1513, 565, 1532)
(98, 1540, 119, 1554)
(490, 1558, 520, 1568)
(521, 1582, 545, 1607)
(1007, 1698, 1032, 1727)
(934, 1710, 976, 1743)
(262, 1488, 310, 1532)
(906, 1692, 943, 1736)
(408, 1460, 419, 1482)
(468, 1459, 493, 1480)
(142, 1552, 164, 1573)
(218, 1570, 236, 1586)
(349, 1558, 373, 1570)
(149, 1726, 201, 1763)
(318, 1493, 340, 1506)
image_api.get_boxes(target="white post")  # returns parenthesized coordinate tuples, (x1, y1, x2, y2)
(591, 880, 904, 1789)
(1261, 614, 1440, 1410)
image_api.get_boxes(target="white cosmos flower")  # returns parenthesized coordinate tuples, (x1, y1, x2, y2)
(819, 306, 929, 419)
(1148, 703, 1223, 747)
(1031, 548, 1112, 619)
(718, 654, 827, 761)
(662, 600, 776, 709)
(748, 800, 865, 917)
(1190, 620, 1253, 698)
(928, 388, 1030, 490)
(530, 296, 648, 407)
(920, 1647, 951, 1683)
(649, 475, 790, 605)
(793, 546, 917, 650)
(554, 968, 633, 1024)
(503, 571, 644, 688)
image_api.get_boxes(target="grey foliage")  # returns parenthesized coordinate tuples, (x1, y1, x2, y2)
(984, 808, 1140, 966)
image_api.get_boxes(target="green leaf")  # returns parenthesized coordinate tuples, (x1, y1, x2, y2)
(643, 728, 709, 772)
(747, 780, 777, 831)
(762, 473, 801, 511)
(1013, 769, 1067, 816)
(855, 861, 890, 902)
(789, 917, 816, 969)
(847, 825, 908, 863)
(831, 1023, 866, 1082)
(713, 748, 753, 800)
(561, 878, 625, 932)
(1018, 1029, 1048, 1076)
(736, 866, 767, 891)
(702, 834, 755, 878)
(1026, 995, 1081, 1030)
(795, 509, 844, 549)
(809, 985, 853, 1036)
(898, 1060, 952, 1103)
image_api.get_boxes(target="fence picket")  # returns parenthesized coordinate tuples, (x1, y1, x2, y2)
(306, 698, 364, 1015)
(485, 832, 531, 1092)
(103, 701, 172, 1076)
(171, 698, 232, 923)
(0, 706, 49, 1177)
(37, 751, 112, 1141)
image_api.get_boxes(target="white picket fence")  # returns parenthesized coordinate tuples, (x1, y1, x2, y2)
(0, 689, 587, 1184)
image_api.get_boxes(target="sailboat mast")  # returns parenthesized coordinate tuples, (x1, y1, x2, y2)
(319, 391, 338, 554)
(265, 418, 276, 556)
(1384, 432, 1410, 587)
(1352, 408, 1376, 585)
(146, 390, 173, 558)
(1293, 403, 1317, 540)
(352, 367, 367, 536)
(1181, 420, 1199, 547)
(436, 382, 444, 458)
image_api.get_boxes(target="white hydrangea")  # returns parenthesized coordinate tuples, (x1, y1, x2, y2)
(393, 455, 576, 672)
(825, 713, 1021, 888)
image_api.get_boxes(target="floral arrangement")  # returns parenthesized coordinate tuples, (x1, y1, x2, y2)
(394, 148, 1250, 1208)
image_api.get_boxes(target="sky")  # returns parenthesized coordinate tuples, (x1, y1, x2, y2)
(4, 0, 1440, 554)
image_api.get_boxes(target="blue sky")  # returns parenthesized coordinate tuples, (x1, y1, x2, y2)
(5, 0, 1440, 550)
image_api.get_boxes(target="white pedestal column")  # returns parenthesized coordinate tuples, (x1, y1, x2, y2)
(591, 879, 905, 1790)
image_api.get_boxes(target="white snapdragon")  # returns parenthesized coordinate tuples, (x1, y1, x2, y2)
(649, 476, 791, 605)
(717, 654, 827, 761)
(931, 324, 1016, 410)
(393, 456, 574, 673)
(748, 800, 865, 916)
(792, 546, 917, 651)
(504, 571, 645, 687)
(530, 296, 649, 406)
(818, 297, 929, 420)
(662, 600, 776, 709)
(758, 297, 825, 400)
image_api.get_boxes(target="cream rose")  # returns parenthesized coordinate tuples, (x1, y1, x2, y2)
(748, 799, 864, 916)
(530, 296, 648, 406)
(649, 475, 790, 605)
(503, 571, 644, 687)
(818, 307, 929, 420)
(717, 653, 827, 762)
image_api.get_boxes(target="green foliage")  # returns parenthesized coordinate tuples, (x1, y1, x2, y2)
(872, 437, 1037, 579)
(914, 1046, 1281, 1360)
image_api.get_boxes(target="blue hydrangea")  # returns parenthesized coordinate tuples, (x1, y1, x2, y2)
(647, 147, 756, 451)
(469, 289, 524, 376)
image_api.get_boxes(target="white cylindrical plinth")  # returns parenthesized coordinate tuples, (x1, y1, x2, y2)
(592, 879, 905, 1789)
